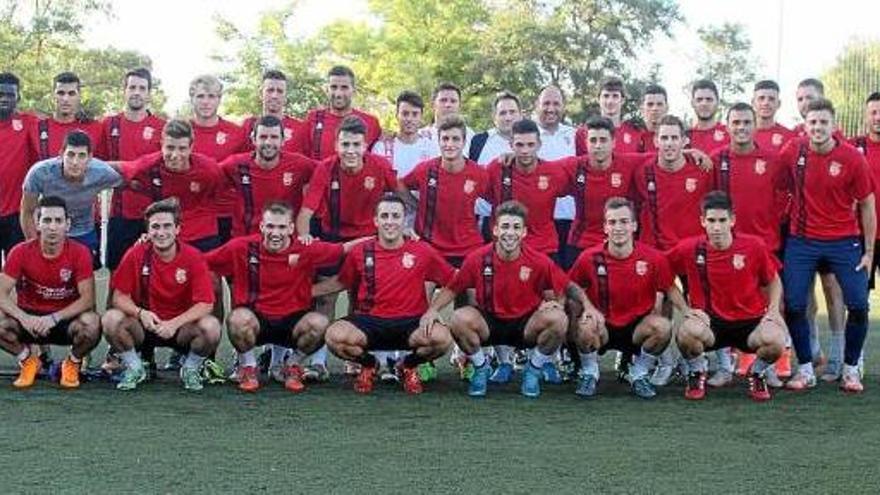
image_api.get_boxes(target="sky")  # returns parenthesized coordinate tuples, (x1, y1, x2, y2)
(83, 0, 880, 125)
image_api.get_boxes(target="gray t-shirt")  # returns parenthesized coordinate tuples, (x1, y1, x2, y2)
(23, 157, 122, 237)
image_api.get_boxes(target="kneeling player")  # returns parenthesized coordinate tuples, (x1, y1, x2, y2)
(669, 191, 786, 401)
(0, 196, 100, 388)
(427, 200, 581, 398)
(567, 197, 677, 399)
(207, 201, 361, 393)
(102, 198, 221, 391)
(318, 195, 455, 394)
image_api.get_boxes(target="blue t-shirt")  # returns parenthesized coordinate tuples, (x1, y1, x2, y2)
(23, 157, 122, 237)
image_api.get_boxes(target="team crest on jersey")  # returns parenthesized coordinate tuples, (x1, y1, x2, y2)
(538, 175, 550, 190)
(732, 254, 745, 270)
(519, 266, 532, 282)
(772, 133, 783, 147)
(611, 173, 622, 188)
(754, 159, 767, 175)
(283, 173, 293, 186)
(143, 126, 154, 140)
(12, 119, 23, 131)
(623, 133, 632, 144)
(635, 260, 648, 276)
(829, 161, 842, 177)
(216, 132, 227, 145)
(59, 268, 72, 283)
(190, 181, 201, 193)
(402, 252, 415, 269)
(713, 129, 725, 142)
(685, 178, 697, 192)
(175, 268, 187, 284)
(330, 180, 340, 190)
(647, 179, 656, 192)
(463, 179, 476, 194)
(364, 176, 376, 190)
(283, 127, 293, 141)
(288, 254, 300, 266)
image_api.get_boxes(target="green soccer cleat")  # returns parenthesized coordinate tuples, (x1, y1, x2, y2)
(181, 366, 204, 391)
(417, 361, 437, 382)
(200, 359, 227, 385)
(116, 363, 147, 391)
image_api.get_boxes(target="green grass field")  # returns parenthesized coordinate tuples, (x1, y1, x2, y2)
(1, 275, 879, 493)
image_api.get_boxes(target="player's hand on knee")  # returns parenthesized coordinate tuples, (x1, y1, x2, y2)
(580, 306, 605, 330)
(538, 299, 563, 313)
(419, 309, 441, 337)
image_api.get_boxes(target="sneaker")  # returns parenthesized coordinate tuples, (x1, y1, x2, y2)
(59, 357, 81, 389)
(456, 355, 474, 381)
(303, 363, 330, 383)
(343, 361, 361, 376)
(284, 365, 306, 393)
(541, 362, 563, 384)
(13, 355, 41, 389)
(521, 363, 542, 398)
(489, 362, 514, 384)
(785, 371, 817, 391)
(468, 363, 491, 397)
(706, 369, 733, 388)
(400, 365, 423, 395)
(100, 353, 124, 375)
(257, 348, 272, 374)
(417, 361, 437, 382)
(631, 376, 657, 399)
(379, 364, 400, 384)
(116, 363, 147, 391)
(180, 366, 204, 391)
(684, 371, 707, 400)
(748, 373, 772, 402)
(650, 364, 675, 387)
(764, 367, 784, 388)
(735, 351, 756, 377)
(574, 373, 598, 398)
(268, 365, 286, 384)
(237, 365, 260, 393)
(354, 364, 377, 394)
(163, 351, 182, 371)
(201, 359, 226, 385)
(774, 348, 793, 379)
(820, 361, 843, 383)
(840, 370, 864, 394)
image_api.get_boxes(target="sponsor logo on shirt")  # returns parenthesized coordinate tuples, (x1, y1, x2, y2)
(59, 268, 72, 283)
(143, 126, 154, 141)
(754, 159, 766, 175)
(402, 252, 415, 269)
(635, 260, 648, 276)
(611, 173, 622, 188)
(685, 178, 697, 192)
(216, 132, 227, 145)
(538, 175, 549, 191)
(732, 254, 745, 270)
(283, 127, 293, 141)
(713, 129, 725, 142)
(364, 176, 376, 190)
(829, 161, 842, 177)
(283, 172, 293, 186)
(519, 265, 532, 282)
(12, 119, 23, 132)
(463, 179, 475, 194)
(175, 268, 187, 284)
(771, 133, 783, 147)
(190, 181, 201, 193)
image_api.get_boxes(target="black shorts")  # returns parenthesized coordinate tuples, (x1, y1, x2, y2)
(481, 310, 530, 348)
(139, 326, 189, 355)
(869, 240, 880, 290)
(707, 316, 762, 352)
(16, 313, 74, 346)
(445, 256, 465, 269)
(345, 314, 420, 351)
(217, 217, 233, 246)
(599, 315, 650, 356)
(0, 213, 24, 256)
(190, 235, 221, 253)
(563, 244, 584, 272)
(255, 310, 307, 348)
(554, 219, 572, 267)
(106, 216, 145, 270)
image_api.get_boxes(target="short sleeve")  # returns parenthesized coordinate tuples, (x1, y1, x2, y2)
(306, 241, 345, 268)
(424, 244, 455, 286)
(73, 245, 94, 281)
(205, 242, 236, 278)
(336, 246, 360, 289)
(2, 245, 24, 279)
(447, 254, 478, 294)
(302, 161, 330, 212)
(567, 252, 592, 289)
(189, 256, 216, 305)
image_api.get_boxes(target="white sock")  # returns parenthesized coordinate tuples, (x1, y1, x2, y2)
(183, 352, 206, 369)
(843, 364, 860, 377)
(239, 350, 257, 367)
(631, 349, 659, 380)
(579, 351, 599, 378)
(310, 345, 328, 366)
(716, 348, 733, 373)
(798, 362, 815, 377)
(809, 322, 822, 360)
(687, 355, 707, 373)
(287, 349, 307, 366)
(495, 345, 514, 364)
(828, 331, 844, 364)
(529, 348, 554, 369)
(119, 349, 141, 369)
(16, 348, 30, 363)
(270, 345, 289, 367)
(752, 358, 770, 375)
(468, 349, 487, 368)
(373, 351, 390, 367)
(659, 344, 678, 366)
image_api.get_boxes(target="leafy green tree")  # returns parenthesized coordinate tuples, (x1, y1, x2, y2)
(823, 40, 880, 136)
(690, 22, 757, 108)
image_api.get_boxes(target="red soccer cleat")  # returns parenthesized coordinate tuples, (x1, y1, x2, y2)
(748, 373, 772, 402)
(354, 364, 378, 394)
(399, 365, 423, 395)
(284, 365, 307, 393)
(735, 351, 757, 377)
(684, 371, 707, 400)
(237, 365, 260, 393)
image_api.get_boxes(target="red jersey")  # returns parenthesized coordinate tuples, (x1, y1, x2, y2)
(241, 115, 304, 153)
(577, 121, 646, 155)
(293, 108, 382, 161)
(302, 153, 397, 240)
(780, 138, 873, 240)
(219, 151, 317, 237)
(710, 146, 788, 251)
(2, 239, 93, 314)
(569, 242, 673, 327)
(28, 117, 103, 163)
(565, 153, 641, 249)
(122, 152, 222, 241)
(687, 123, 729, 154)
(851, 136, 880, 239)
(401, 158, 488, 257)
(191, 117, 248, 218)
(206, 234, 343, 318)
(667, 234, 779, 321)
(633, 156, 713, 250)
(754, 123, 795, 154)
(338, 239, 454, 318)
(96, 112, 166, 220)
(0, 112, 37, 216)
(792, 122, 846, 142)
(447, 244, 569, 319)
(485, 157, 574, 254)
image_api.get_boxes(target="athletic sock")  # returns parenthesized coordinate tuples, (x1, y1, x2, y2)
(68, 354, 82, 363)
(269, 345, 289, 368)
(716, 348, 733, 373)
(495, 345, 514, 365)
(828, 331, 845, 364)
(687, 355, 707, 374)
(119, 349, 141, 369)
(798, 362, 815, 378)
(239, 350, 257, 368)
(751, 358, 770, 375)
(468, 349, 487, 368)
(579, 351, 599, 378)
(373, 351, 390, 367)
(843, 364, 860, 377)
(310, 345, 328, 366)
(808, 318, 821, 360)
(630, 348, 659, 380)
(402, 353, 426, 368)
(287, 349, 307, 366)
(183, 352, 206, 370)
(529, 348, 554, 369)
(356, 352, 377, 368)
(16, 348, 30, 363)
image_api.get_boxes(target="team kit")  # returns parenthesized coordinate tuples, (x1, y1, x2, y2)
(0, 66, 878, 402)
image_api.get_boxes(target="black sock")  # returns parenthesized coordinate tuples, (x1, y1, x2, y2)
(403, 353, 427, 368)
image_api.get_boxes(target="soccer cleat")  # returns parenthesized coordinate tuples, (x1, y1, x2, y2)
(417, 361, 437, 382)
(456, 355, 474, 381)
(615, 353, 632, 383)
(163, 351, 183, 371)
(268, 365, 286, 384)
(706, 369, 733, 388)
(820, 361, 843, 383)
(541, 362, 563, 384)
(353, 364, 378, 394)
(763, 367, 784, 388)
(116, 363, 147, 391)
(840, 370, 864, 394)
(468, 363, 491, 397)
(785, 371, 817, 391)
(631, 376, 657, 399)
(650, 364, 675, 387)
(343, 360, 361, 376)
(574, 373, 598, 398)
(774, 348, 793, 379)
(748, 373, 772, 402)
(303, 363, 330, 383)
(237, 365, 260, 393)
(257, 348, 272, 374)
(379, 364, 400, 384)
(201, 359, 226, 385)
(684, 371, 707, 400)
(489, 362, 514, 384)
(59, 357, 81, 389)
(521, 363, 542, 398)
(284, 365, 307, 393)
(13, 355, 41, 389)
(400, 365, 423, 395)
(180, 366, 204, 391)
(735, 351, 757, 377)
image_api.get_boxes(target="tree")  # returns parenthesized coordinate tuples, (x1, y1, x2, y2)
(690, 22, 757, 108)
(823, 40, 880, 136)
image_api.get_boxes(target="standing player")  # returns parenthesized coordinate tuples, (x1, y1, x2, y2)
(687, 79, 729, 154)
(780, 99, 875, 393)
(469, 91, 522, 165)
(372, 91, 434, 178)
(419, 82, 474, 155)
(101, 198, 221, 391)
(670, 191, 786, 401)
(0, 196, 100, 389)
(241, 70, 303, 151)
(318, 196, 455, 394)
(567, 197, 677, 399)
(0, 72, 36, 261)
(855, 92, 880, 297)
(293, 66, 382, 161)
(98, 68, 166, 269)
(28, 72, 103, 163)
(577, 77, 643, 155)
(633, 84, 670, 154)
(751, 80, 795, 154)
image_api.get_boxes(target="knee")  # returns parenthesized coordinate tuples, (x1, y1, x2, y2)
(101, 309, 126, 335)
(450, 308, 480, 335)
(303, 312, 330, 336)
(227, 308, 255, 333)
(428, 324, 453, 351)
(75, 312, 102, 340)
(198, 316, 222, 345)
(324, 323, 346, 347)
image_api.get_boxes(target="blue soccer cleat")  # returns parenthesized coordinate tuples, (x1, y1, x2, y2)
(489, 362, 514, 384)
(521, 363, 542, 398)
(541, 362, 563, 384)
(468, 363, 492, 397)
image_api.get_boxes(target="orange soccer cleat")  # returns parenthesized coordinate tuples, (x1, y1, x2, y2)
(284, 365, 307, 393)
(735, 351, 757, 377)
(13, 354, 42, 389)
(59, 357, 81, 389)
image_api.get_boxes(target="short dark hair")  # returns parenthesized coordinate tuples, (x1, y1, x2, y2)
(584, 116, 615, 136)
(657, 114, 685, 134)
(643, 84, 667, 103)
(263, 200, 292, 217)
(0, 72, 21, 88)
(375, 193, 405, 214)
(337, 115, 366, 137)
(494, 200, 528, 223)
(494, 90, 521, 111)
(262, 69, 287, 82)
(691, 79, 719, 98)
(144, 197, 181, 226)
(163, 119, 193, 141)
(805, 98, 835, 117)
(432, 82, 461, 101)
(37, 196, 68, 218)
(753, 80, 780, 93)
(124, 68, 152, 90)
(328, 65, 356, 84)
(53, 72, 81, 89)
(701, 190, 733, 214)
(867, 92, 880, 105)
(255, 114, 282, 130)
(511, 118, 540, 137)
(437, 115, 467, 138)
(63, 130, 92, 153)
(726, 102, 756, 121)
(798, 78, 824, 94)
(396, 90, 424, 111)
(598, 77, 625, 97)
(604, 196, 635, 220)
